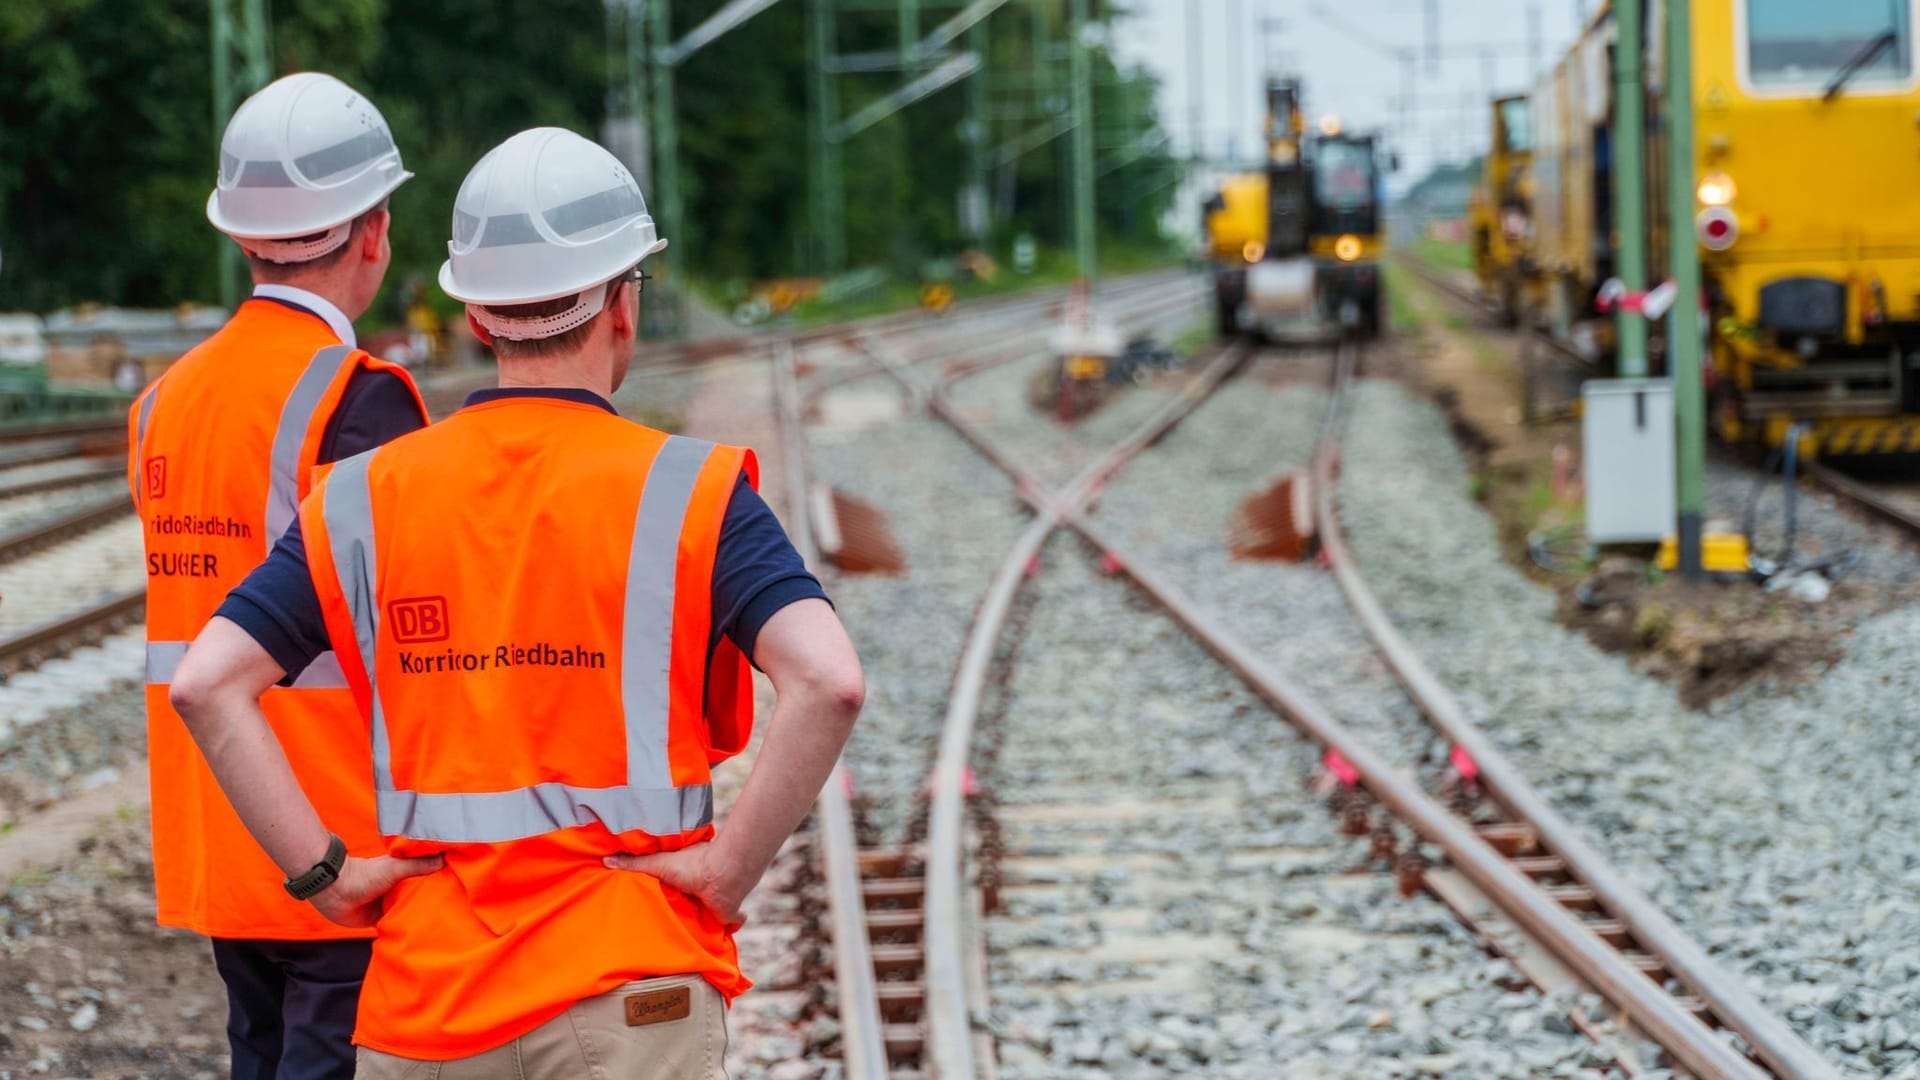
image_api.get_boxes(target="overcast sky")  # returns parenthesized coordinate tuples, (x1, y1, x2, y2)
(1107, 0, 1592, 180)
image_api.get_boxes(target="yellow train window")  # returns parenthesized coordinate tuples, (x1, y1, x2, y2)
(1746, 0, 1913, 91)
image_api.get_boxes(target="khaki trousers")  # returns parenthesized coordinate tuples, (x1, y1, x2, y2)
(357, 974, 728, 1079)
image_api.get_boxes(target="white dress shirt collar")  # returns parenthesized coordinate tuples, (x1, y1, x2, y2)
(251, 284, 357, 348)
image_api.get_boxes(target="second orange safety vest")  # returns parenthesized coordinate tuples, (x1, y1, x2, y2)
(299, 396, 757, 1058)
(130, 298, 426, 940)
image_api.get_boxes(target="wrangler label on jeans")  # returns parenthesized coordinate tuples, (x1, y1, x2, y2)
(624, 987, 691, 1026)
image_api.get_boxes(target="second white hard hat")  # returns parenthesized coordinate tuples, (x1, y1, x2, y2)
(438, 128, 667, 338)
(207, 72, 412, 263)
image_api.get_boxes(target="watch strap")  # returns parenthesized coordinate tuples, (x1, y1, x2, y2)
(284, 833, 347, 901)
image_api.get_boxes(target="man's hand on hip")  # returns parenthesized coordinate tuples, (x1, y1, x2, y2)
(605, 844, 749, 930)
(310, 854, 445, 928)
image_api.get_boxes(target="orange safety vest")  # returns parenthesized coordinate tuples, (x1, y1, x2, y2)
(299, 396, 757, 1058)
(130, 298, 426, 940)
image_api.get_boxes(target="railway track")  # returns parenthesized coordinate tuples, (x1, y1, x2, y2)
(0, 587, 144, 680)
(0, 273, 1189, 694)
(1305, 345, 1835, 1079)
(796, 322, 1836, 1077)
(0, 458, 125, 499)
(775, 273, 1209, 1078)
(1805, 463, 1920, 540)
(0, 495, 131, 565)
(0, 416, 125, 447)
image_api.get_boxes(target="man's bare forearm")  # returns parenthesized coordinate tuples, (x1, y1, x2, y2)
(170, 617, 332, 876)
(709, 677, 860, 896)
(708, 598, 863, 902)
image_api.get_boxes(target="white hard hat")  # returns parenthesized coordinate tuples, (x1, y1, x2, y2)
(206, 72, 412, 263)
(438, 127, 667, 340)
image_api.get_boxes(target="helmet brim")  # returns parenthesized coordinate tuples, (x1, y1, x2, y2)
(440, 236, 671, 307)
(205, 169, 414, 241)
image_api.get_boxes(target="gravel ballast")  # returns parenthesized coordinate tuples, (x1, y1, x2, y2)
(809, 396, 1030, 842)
(0, 482, 127, 536)
(984, 537, 1621, 1079)
(1091, 362, 1435, 765)
(1338, 376, 1915, 1078)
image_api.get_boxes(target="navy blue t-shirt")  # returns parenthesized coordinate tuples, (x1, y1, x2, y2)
(216, 387, 827, 678)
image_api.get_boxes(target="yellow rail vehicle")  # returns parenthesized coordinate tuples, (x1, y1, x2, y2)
(1203, 79, 1388, 341)
(1529, 1, 1920, 455)
(1470, 94, 1538, 326)
(1308, 130, 1387, 336)
(1202, 173, 1273, 338)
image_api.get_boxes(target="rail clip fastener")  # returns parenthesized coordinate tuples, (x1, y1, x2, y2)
(1323, 749, 1361, 787)
(1098, 551, 1124, 575)
(927, 766, 981, 798)
(1449, 745, 1479, 782)
(1024, 554, 1043, 578)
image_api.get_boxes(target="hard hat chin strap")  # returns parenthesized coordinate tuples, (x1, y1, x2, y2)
(241, 222, 353, 265)
(468, 280, 614, 342)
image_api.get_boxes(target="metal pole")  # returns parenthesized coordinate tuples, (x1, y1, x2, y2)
(650, 0, 685, 333)
(1527, 2, 1543, 80)
(1613, 0, 1648, 377)
(1225, 0, 1242, 161)
(1187, 0, 1204, 160)
(808, 0, 846, 271)
(1667, 0, 1705, 579)
(900, 0, 919, 68)
(1069, 0, 1096, 284)
(1424, 0, 1440, 75)
(628, 0, 652, 190)
(965, 18, 991, 243)
(211, 0, 269, 309)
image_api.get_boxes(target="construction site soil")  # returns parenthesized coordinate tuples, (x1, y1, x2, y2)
(1386, 265, 1920, 707)
(1, 810, 227, 1077)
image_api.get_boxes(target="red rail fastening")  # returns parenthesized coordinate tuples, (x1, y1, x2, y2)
(1024, 554, 1043, 578)
(841, 769, 858, 799)
(1099, 551, 1125, 575)
(1323, 749, 1361, 787)
(926, 766, 981, 797)
(1449, 745, 1479, 782)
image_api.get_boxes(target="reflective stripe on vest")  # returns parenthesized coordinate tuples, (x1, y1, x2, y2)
(143, 640, 348, 689)
(139, 344, 355, 690)
(134, 385, 160, 512)
(321, 436, 722, 845)
(266, 345, 354, 543)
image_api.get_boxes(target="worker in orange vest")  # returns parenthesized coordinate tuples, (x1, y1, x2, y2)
(129, 72, 426, 1080)
(167, 127, 864, 1077)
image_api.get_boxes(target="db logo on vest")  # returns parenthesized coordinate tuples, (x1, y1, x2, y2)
(146, 457, 168, 500)
(389, 596, 450, 643)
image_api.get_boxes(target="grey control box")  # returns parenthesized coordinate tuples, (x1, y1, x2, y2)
(1582, 379, 1675, 544)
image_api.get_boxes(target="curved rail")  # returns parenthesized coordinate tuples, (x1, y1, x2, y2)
(869, 337, 1255, 1078)
(893, 333, 1827, 1079)
(1309, 344, 1836, 1080)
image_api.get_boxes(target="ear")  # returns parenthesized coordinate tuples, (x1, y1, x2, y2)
(608, 280, 638, 340)
(360, 209, 390, 262)
(466, 309, 494, 346)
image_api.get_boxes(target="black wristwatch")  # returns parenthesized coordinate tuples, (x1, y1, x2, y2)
(284, 833, 347, 901)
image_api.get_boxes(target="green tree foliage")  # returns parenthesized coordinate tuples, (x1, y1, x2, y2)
(0, 0, 1175, 313)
